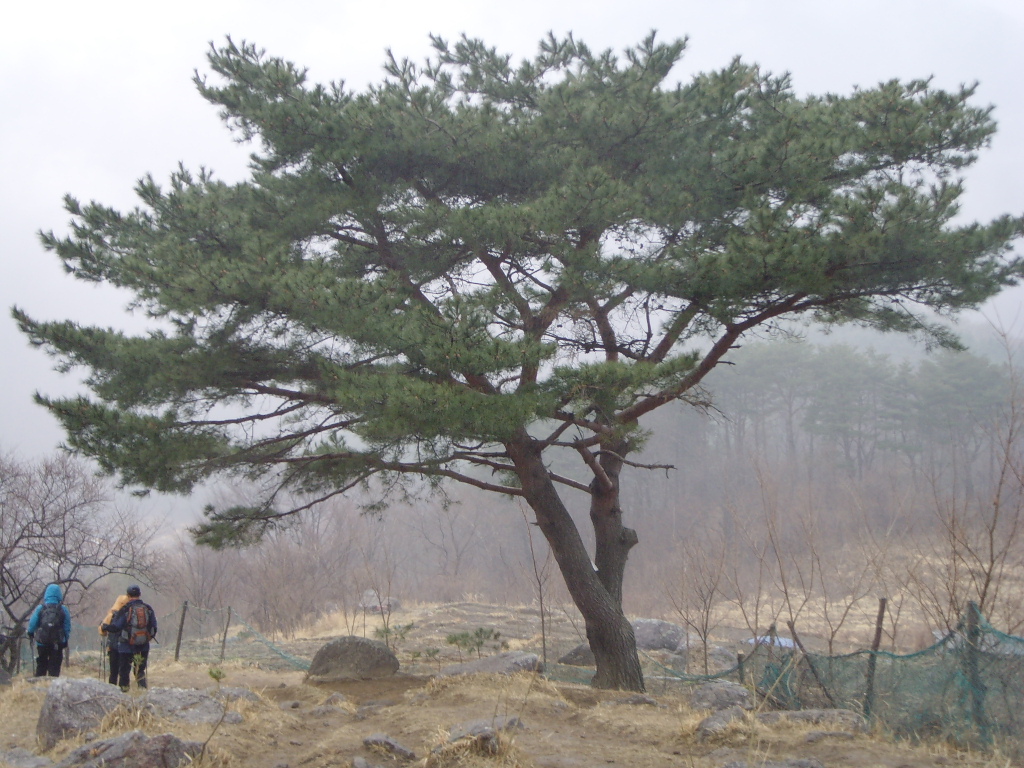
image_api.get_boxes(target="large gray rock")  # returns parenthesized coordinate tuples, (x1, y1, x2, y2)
(557, 643, 595, 667)
(631, 619, 686, 651)
(439, 651, 542, 677)
(690, 680, 753, 712)
(142, 687, 243, 725)
(306, 636, 399, 682)
(36, 678, 129, 750)
(55, 730, 202, 768)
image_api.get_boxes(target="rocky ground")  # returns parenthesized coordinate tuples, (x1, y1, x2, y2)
(0, 602, 1011, 768)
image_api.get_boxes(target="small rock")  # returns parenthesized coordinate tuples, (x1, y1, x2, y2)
(447, 716, 524, 741)
(697, 705, 746, 739)
(0, 747, 51, 768)
(756, 708, 867, 733)
(363, 733, 416, 760)
(805, 730, 856, 743)
(614, 694, 659, 706)
(438, 651, 542, 677)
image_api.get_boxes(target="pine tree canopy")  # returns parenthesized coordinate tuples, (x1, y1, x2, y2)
(15, 33, 1024, 546)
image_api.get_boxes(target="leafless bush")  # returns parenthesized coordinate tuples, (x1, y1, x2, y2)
(0, 451, 155, 670)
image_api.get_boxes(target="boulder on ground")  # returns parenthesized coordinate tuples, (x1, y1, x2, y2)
(439, 651, 542, 677)
(306, 636, 399, 682)
(697, 705, 747, 739)
(689, 680, 753, 712)
(37, 678, 128, 750)
(54, 730, 202, 768)
(557, 643, 595, 667)
(631, 619, 686, 651)
(142, 687, 243, 725)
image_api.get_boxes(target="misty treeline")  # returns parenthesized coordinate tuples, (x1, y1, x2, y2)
(142, 336, 1024, 652)
(4, 337, 1020, 654)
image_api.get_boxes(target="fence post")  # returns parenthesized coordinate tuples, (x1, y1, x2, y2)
(219, 607, 232, 662)
(174, 601, 188, 663)
(737, 652, 746, 686)
(964, 601, 989, 743)
(863, 596, 887, 718)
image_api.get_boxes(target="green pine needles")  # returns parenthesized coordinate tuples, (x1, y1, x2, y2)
(13, 31, 1024, 689)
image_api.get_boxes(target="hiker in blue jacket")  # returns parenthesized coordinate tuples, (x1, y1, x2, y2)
(27, 583, 72, 677)
(101, 585, 157, 691)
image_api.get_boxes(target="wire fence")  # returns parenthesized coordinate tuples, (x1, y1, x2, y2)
(8, 600, 1024, 756)
(554, 601, 1024, 756)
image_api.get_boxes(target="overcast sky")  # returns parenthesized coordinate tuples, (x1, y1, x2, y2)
(3, 0, 1023, 477)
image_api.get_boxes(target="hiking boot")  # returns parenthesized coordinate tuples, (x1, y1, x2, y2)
(120, 685, 130, 693)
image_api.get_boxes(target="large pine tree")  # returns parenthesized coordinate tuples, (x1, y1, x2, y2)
(14, 34, 1024, 689)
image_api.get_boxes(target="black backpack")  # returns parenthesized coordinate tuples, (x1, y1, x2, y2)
(35, 603, 63, 646)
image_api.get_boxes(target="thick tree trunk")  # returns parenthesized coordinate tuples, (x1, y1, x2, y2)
(508, 435, 645, 691)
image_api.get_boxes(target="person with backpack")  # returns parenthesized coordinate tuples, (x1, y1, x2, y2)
(101, 585, 157, 691)
(98, 593, 131, 685)
(27, 583, 72, 677)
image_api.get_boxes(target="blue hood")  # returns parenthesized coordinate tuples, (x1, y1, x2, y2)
(43, 584, 63, 604)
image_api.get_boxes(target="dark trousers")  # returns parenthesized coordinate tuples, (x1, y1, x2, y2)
(35, 644, 63, 677)
(107, 644, 120, 685)
(115, 645, 149, 689)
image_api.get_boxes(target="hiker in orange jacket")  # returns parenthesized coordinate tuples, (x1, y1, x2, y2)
(99, 593, 131, 685)
(101, 585, 157, 691)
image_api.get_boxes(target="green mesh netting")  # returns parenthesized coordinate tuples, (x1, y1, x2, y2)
(544, 605, 1022, 754)
(145, 604, 311, 671)
(21, 602, 1023, 756)
(764, 614, 1024, 749)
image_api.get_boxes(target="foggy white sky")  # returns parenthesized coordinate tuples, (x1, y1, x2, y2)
(3, 0, 1023, 473)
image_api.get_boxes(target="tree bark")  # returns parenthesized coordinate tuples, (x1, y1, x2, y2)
(508, 434, 645, 691)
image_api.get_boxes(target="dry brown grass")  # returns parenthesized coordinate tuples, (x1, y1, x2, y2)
(422, 731, 528, 768)
(2, 599, 1021, 768)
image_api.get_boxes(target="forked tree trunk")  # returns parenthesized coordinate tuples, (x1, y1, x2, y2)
(508, 436, 645, 691)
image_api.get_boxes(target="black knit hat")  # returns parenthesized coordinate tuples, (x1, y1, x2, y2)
(127, 585, 141, 597)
